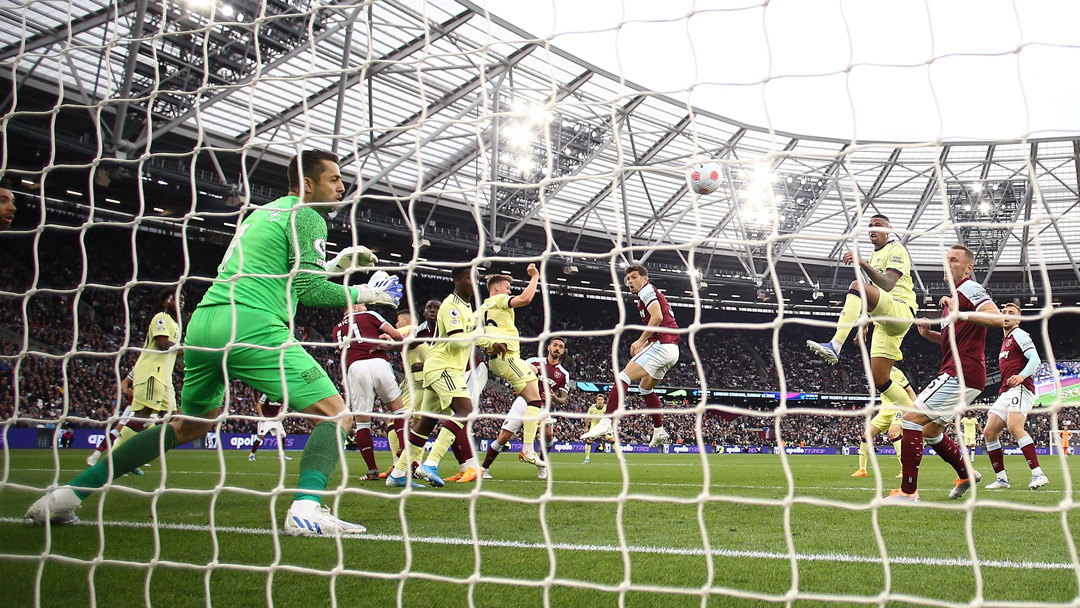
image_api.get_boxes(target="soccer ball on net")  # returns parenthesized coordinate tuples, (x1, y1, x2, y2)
(687, 161, 722, 195)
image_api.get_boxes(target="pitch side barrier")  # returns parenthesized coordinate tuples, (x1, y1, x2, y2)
(4, 428, 1054, 456)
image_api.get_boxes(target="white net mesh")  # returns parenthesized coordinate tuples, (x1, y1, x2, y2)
(3, 1, 1080, 606)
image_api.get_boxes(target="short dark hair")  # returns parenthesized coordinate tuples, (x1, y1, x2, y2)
(870, 214, 891, 225)
(625, 264, 648, 277)
(548, 336, 566, 347)
(451, 265, 473, 281)
(287, 150, 338, 192)
(159, 287, 181, 307)
(950, 244, 975, 264)
(486, 274, 512, 290)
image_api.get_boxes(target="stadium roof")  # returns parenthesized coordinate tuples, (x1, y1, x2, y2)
(2, 0, 1079, 299)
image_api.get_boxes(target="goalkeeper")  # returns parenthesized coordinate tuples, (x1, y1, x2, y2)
(26, 150, 402, 537)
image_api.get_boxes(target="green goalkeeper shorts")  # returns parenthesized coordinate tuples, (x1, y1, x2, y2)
(181, 305, 338, 416)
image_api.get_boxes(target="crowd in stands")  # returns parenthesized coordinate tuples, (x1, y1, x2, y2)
(5, 226, 1080, 449)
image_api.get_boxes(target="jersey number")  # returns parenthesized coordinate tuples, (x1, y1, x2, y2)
(218, 223, 251, 273)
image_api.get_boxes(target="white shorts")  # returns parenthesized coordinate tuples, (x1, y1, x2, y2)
(913, 373, 984, 427)
(631, 342, 679, 380)
(988, 385, 1035, 423)
(119, 406, 135, 425)
(500, 395, 549, 435)
(257, 420, 285, 437)
(465, 361, 488, 405)
(346, 358, 402, 414)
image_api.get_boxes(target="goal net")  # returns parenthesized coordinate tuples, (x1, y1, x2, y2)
(3, 0, 1080, 606)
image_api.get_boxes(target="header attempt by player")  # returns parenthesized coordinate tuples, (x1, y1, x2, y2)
(480, 264, 547, 467)
(582, 264, 678, 449)
(27, 149, 403, 537)
(807, 214, 918, 421)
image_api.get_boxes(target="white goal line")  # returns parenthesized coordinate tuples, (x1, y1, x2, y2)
(2, 517, 1071, 572)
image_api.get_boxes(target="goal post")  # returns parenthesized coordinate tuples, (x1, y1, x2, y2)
(3, 1, 1080, 607)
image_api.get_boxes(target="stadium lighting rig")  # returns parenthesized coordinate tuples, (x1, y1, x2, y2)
(946, 179, 1027, 268)
(491, 97, 607, 224)
(112, 0, 322, 146)
(728, 165, 832, 275)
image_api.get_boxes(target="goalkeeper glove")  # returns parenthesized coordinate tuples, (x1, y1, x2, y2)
(354, 271, 403, 307)
(326, 245, 378, 274)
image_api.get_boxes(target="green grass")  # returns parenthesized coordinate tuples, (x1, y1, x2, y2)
(3, 449, 1080, 607)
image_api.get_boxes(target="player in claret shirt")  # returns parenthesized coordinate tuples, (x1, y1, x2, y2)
(886, 244, 1005, 503)
(581, 264, 679, 449)
(333, 302, 406, 480)
(983, 302, 1048, 490)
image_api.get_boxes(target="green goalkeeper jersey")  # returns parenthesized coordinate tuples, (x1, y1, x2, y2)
(199, 196, 355, 324)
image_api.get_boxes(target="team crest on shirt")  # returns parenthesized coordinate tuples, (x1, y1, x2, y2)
(313, 238, 326, 259)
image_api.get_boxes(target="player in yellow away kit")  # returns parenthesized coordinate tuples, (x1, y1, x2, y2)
(387, 266, 508, 488)
(480, 263, 547, 467)
(87, 288, 184, 470)
(960, 411, 982, 459)
(808, 215, 918, 420)
(584, 394, 618, 463)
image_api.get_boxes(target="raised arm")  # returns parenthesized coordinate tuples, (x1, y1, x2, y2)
(291, 210, 400, 307)
(509, 263, 540, 308)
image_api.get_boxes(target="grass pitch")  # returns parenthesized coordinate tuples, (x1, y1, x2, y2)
(3, 448, 1079, 607)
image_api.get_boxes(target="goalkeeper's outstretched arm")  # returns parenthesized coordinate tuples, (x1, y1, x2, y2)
(293, 265, 402, 308)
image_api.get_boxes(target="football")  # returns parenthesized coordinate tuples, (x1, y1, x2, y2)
(687, 161, 722, 195)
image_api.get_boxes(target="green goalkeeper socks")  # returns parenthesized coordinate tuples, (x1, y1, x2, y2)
(295, 422, 344, 503)
(69, 424, 178, 500)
